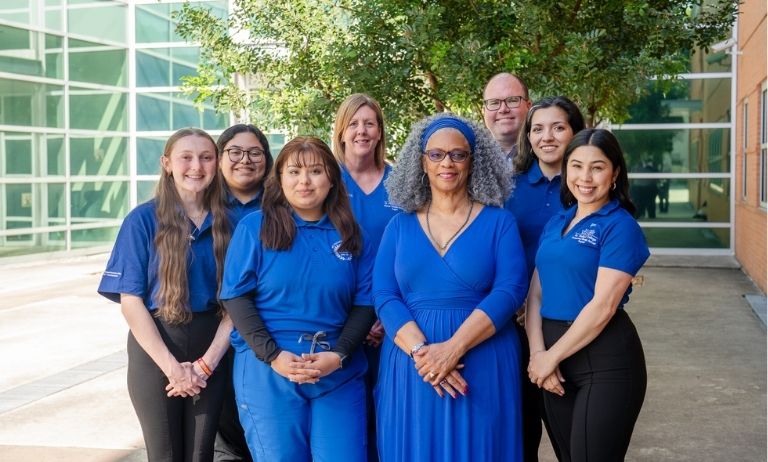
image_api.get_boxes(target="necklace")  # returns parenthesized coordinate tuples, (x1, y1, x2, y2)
(426, 200, 474, 251)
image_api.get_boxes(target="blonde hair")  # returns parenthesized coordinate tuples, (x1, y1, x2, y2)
(154, 128, 231, 324)
(332, 93, 387, 169)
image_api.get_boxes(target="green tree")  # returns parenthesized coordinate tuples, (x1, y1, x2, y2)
(175, 0, 737, 146)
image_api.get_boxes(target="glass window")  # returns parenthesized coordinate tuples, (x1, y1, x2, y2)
(69, 38, 127, 87)
(137, 93, 171, 131)
(68, 3, 126, 45)
(642, 227, 729, 249)
(137, 49, 171, 87)
(614, 128, 730, 174)
(69, 136, 128, 176)
(626, 79, 731, 124)
(45, 34, 64, 79)
(688, 45, 732, 73)
(0, 79, 64, 128)
(0, 1, 31, 26)
(70, 180, 129, 222)
(4, 137, 33, 175)
(742, 100, 748, 199)
(172, 96, 200, 130)
(629, 177, 729, 223)
(71, 226, 120, 248)
(46, 182, 66, 226)
(69, 88, 127, 131)
(203, 107, 228, 130)
(135, 2, 227, 44)
(5, 183, 32, 219)
(266, 133, 286, 157)
(45, 6, 63, 32)
(0, 232, 67, 257)
(137, 180, 157, 203)
(137, 137, 165, 175)
(47, 135, 65, 176)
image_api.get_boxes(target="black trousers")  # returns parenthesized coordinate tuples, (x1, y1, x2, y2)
(542, 310, 646, 462)
(127, 310, 226, 462)
(213, 347, 253, 462)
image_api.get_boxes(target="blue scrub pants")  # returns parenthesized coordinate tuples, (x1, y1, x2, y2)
(233, 349, 367, 462)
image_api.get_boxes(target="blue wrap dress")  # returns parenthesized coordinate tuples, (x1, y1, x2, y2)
(373, 206, 528, 461)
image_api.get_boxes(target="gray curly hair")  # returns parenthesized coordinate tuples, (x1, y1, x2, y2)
(385, 113, 514, 212)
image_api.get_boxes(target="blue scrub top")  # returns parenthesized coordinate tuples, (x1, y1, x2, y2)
(220, 211, 375, 353)
(504, 162, 563, 279)
(97, 200, 220, 313)
(342, 164, 402, 249)
(225, 188, 262, 227)
(535, 199, 650, 321)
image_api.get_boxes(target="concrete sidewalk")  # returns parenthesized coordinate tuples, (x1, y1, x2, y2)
(0, 254, 765, 461)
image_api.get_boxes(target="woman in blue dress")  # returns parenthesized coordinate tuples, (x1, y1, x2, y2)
(332, 93, 401, 460)
(98, 127, 233, 461)
(214, 123, 273, 462)
(374, 113, 529, 461)
(526, 129, 649, 461)
(219, 136, 376, 461)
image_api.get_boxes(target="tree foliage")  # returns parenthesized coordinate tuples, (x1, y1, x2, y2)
(175, 0, 738, 146)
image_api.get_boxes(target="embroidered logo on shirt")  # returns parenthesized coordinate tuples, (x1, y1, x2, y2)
(331, 240, 353, 261)
(572, 225, 599, 246)
(383, 200, 404, 212)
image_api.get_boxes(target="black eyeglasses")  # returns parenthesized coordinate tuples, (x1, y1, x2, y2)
(483, 96, 527, 111)
(225, 147, 265, 163)
(423, 149, 470, 163)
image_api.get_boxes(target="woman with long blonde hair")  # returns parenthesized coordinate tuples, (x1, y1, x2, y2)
(99, 127, 233, 461)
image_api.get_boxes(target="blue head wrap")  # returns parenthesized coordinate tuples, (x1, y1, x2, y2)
(419, 116, 476, 153)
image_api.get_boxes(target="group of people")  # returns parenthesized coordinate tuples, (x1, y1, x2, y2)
(98, 72, 650, 462)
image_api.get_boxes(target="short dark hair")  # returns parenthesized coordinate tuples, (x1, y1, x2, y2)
(561, 128, 636, 215)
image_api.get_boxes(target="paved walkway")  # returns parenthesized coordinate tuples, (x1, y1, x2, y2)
(0, 254, 765, 462)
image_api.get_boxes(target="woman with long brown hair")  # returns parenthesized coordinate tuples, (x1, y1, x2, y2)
(220, 136, 376, 461)
(98, 127, 233, 461)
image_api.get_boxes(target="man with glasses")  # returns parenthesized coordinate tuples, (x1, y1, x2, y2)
(482, 73, 532, 160)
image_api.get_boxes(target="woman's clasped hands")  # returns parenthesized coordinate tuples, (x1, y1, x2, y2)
(413, 341, 468, 399)
(270, 350, 342, 385)
(527, 350, 565, 397)
(165, 361, 208, 398)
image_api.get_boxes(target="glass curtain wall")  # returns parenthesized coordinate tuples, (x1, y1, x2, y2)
(0, 0, 228, 257)
(613, 45, 734, 252)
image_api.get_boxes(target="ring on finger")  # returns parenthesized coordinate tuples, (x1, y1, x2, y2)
(440, 379, 448, 386)
(428, 371, 436, 379)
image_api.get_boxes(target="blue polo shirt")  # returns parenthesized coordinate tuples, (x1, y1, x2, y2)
(342, 164, 402, 249)
(504, 162, 562, 279)
(98, 200, 220, 313)
(220, 211, 375, 353)
(536, 199, 649, 321)
(225, 188, 262, 225)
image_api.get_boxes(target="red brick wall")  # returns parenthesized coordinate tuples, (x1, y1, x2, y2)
(734, 0, 767, 294)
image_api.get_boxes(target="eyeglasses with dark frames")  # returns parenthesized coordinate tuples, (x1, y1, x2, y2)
(225, 147, 266, 163)
(483, 96, 527, 111)
(423, 149, 471, 163)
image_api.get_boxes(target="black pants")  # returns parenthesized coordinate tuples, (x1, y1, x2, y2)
(542, 310, 646, 462)
(213, 347, 253, 462)
(127, 310, 226, 462)
(516, 322, 562, 462)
